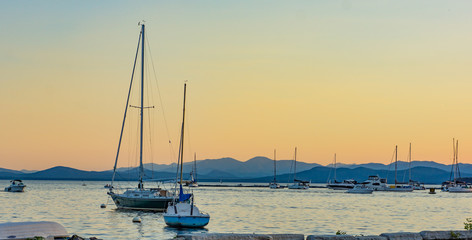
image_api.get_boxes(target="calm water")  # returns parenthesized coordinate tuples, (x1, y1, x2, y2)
(2, 180, 472, 239)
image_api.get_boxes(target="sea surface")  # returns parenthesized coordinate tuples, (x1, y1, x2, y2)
(2, 180, 472, 239)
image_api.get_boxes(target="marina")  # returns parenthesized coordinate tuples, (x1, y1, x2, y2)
(2, 180, 472, 239)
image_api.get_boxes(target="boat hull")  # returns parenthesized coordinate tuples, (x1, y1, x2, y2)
(164, 215, 210, 228)
(346, 190, 373, 194)
(109, 193, 173, 211)
(327, 184, 354, 190)
(448, 187, 472, 193)
(5, 185, 26, 192)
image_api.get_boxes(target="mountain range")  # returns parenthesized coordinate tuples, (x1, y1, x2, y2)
(0, 157, 469, 184)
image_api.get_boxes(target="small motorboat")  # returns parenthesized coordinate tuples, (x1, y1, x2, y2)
(5, 180, 26, 192)
(346, 184, 373, 194)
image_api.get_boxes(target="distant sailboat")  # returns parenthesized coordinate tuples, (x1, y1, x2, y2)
(327, 154, 356, 190)
(447, 139, 472, 193)
(406, 143, 425, 190)
(269, 149, 283, 189)
(187, 153, 198, 188)
(287, 147, 310, 189)
(164, 83, 210, 228)
(384, 145, 413, 192)
(107, 23, 173, 211)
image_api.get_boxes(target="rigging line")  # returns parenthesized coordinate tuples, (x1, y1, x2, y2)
(145, 35, 177, 161)
(385, 147, 396, 184)
(111, 31, 142, 186)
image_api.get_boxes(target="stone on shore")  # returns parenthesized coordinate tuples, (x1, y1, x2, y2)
(380, 232, 422, 240)
(420, 230, 472, 240)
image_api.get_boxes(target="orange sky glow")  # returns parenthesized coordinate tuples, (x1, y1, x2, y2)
(1, 1, 472, 171)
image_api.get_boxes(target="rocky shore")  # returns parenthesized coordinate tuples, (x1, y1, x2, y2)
(175, 230, 472, 240)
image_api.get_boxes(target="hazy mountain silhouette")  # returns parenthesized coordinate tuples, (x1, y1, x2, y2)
(0, 157, 470, 183)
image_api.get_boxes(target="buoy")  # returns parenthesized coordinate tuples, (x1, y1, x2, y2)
(132, 217, 141, 223)
(100, 204, 106, 208)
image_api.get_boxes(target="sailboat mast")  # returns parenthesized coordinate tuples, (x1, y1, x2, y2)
(179, 83, 187, 184)
(111, 28, 141, 186)
(273, 149, 277, 183)
(294, 147, 297, 180)
(334, 153, 337, 181)
(408, 143, 411, 182)
(138, 23, 145, 189)
(456, 140, 460, 180)
(194, 152, 197, 182)
(394, 145, 398, 185)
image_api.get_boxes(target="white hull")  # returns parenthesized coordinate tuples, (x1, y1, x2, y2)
(164, 202, 210, 228)
(448, 186, 472, 193)
(346, 189, 373, 194)
(5, 185, 26, 192)
(346, 185, 373, 194)
(5, 180, 26, 192)
(288, 184, 309, 189)
(383, 186, 414, 192)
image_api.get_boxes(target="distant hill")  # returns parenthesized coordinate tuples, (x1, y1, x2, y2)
(247, 166, 468, 184)
(1, 157, 471, 184)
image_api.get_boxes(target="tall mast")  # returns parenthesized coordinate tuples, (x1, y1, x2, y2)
(179, 83, 187, 185)
(138, 23, 145, 189)
(294, 147, 297, 180)
(456, 139, 460, 180)
(273, 149, 277, 183)
(334, 153, 337, 181)
(408, 143, 412, 182)
(194, 152, 197, 182)
(394, 145, 398, 185)
(111, 26, 141, 186)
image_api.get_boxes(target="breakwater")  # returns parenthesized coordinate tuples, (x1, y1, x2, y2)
(176, 231, 472, 240)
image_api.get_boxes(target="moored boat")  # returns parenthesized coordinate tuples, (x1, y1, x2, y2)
(269, 149, 284, 189)
(327, 154, 357, 190)
(4, 180, 26, 192)
(164, 83, 210, 228)
(107, 22, 173, 211)
(287, 147, 310, 189)
(346, 184, 373, 194)
(384, 145, 413, 192)
(360, 175, 387, 191)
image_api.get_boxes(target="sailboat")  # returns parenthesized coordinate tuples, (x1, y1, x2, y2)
(107, 23, 174, 211)
(327, 154, 357, 190)
(187, 153, 198, 188)
(447, 139, 472, 193)
(287, 147, 310, 189)
(406, 143, 425, 190)
(269, 150, 283, 189)
(384, 145, 413, 192)
(164, 83, 210, 228)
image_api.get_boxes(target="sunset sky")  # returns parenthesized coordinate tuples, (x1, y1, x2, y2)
(1, 1, 472, 171)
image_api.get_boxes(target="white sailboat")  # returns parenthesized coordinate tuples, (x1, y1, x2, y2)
(406, 143, 425, 190)
(327, 154, 357, 190)
(447, 139, 472, 193)
(269, 149, 283, 189)
(107, 23, 174, 211)
(187, 153, 198, 188)
(287, 147, 310, 189)
(164, 83, 210, 228)
(384, 145, 413, 192)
